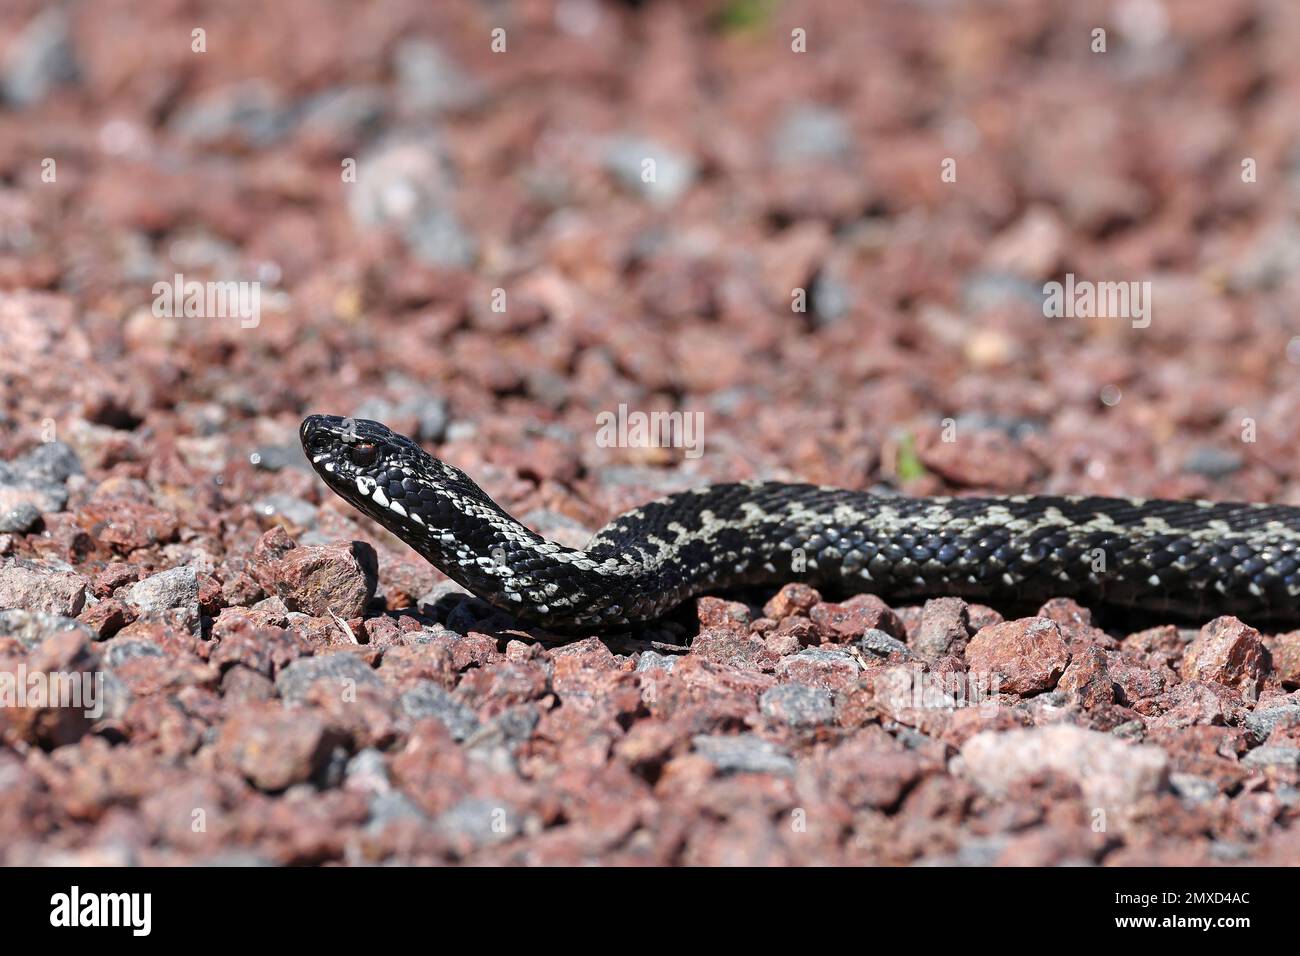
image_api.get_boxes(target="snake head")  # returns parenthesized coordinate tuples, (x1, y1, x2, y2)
(300, 414, 441, 531)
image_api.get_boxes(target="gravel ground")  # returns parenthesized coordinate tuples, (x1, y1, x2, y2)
(2, 0, 1300, 865)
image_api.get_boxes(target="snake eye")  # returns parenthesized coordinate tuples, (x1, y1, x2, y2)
(348, 443, 378, 468)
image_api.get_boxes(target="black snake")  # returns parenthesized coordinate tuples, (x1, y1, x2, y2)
(300, 414, 1300, 629)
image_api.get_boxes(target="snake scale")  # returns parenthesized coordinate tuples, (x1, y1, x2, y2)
(301, 414, 1300, 629)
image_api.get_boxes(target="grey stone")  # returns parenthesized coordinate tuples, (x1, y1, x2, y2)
(1182, 446, 1243, 479)
(1169, 772, 1220, 804)
(11, 441, 82, 484)
(465, 705, 538, 752)
(356, 394, 449, 444)
(760, 683, 834, 728)
(636, 650, 678, 674)
(691, 733, 796, 776)
(417, 581, 474, 614)
(961, 725, 1168, 808)
(1241, 746, 1300, 769)
(348, 134, 478, 269)
(771, 104, 854, 166)
(251, 495, 317, 528)
(2, 8, 78, 107)
(519, 509, 593, 550)
(0, 483, 67, 514)
(405, 208, 477, 269)
(961, 271, 1044, 313)
(811, 271, 853, 326)
(128, 567, 198, 613)
(1244, 704, 1300, 743)
(594, 465, 702, 496)
(344, 747, 390, 795)
(93, 670, 132, 722)
(792, 646, 860, 668)
(275, 654, 384, 704)
(102, 637, 166, 668)
(399, 680, 481, 742)
(435, 796, 520, 849)
(1111, 719, 1146, 741)
(1207, 841, 1253, 862)
(404, 395, 450, 443)
(367, 790, 427, 832)
(0, 503, 41, 533)
(0, 609, 96, 649)
(951, 413, 1046, 442)
(604, 136, 696, 204)
(859, 628, 917, 660)
(394, 39, 482, 114)
(296, 85, 386, 142)
(169, 81, 293, 147)
(351, 397, 398, 424)
(914, 836, 1008, 867)
(0, 442, 80, 515)
(251, 443, 310, 473)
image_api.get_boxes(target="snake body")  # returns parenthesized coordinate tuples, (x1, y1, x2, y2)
(301, 415, 1300, 629)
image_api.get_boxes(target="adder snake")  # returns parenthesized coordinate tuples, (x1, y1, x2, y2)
(301, 414, 1300, 629)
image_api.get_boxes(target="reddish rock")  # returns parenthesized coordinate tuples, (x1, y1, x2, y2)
(220, 571, 265, 608)
(1058, 645, 1115, 708)
(0, 559, 88, 616)
(657, 656, 773, 716)
(915, 430, 1041, 491)
(966, 604, 1004, 631)
(253, 525, 298, 568)
(1105, 650, 1172, 710)
(76, 598, 136, 639)
(964, 617, 1070, 696)
(961, 725, 1168, 809)
(772, 615, 819, 648)
(376, 643, 457, 689)
(689, 626, 768, 671)
(913, 597, 969, 658)
(209, 617, 311, 677)
(464, 660, 549, 711)
(1121, 625, 1185, 667)
(614, 720, 681, 769)
(695, 597, 751, 629)
(264, 542, 378, 619)
(423, 627, 502, 671)
(801, 738, 937, 812)
(1264, 631, 1300, 690)
(810, 594, 904, 643)
(220, 664, 277, 704)
(90, 564, 141, 599)
(197, 573, 224, 616)
(0, 631, 101, 747)
(360, 615, 403, 647)
(216, 707, 348, 792)
(1038, 597, 1115, 650)
(762, 628, 802, 658)
(1152, 680, 1246, 729)
(1037, 597, 1092, 627)
(762, 583, 821, 620)
(1181, 616, 1270, 698)
(76, 499, 179, 553)
(774, 647, 861, 691)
